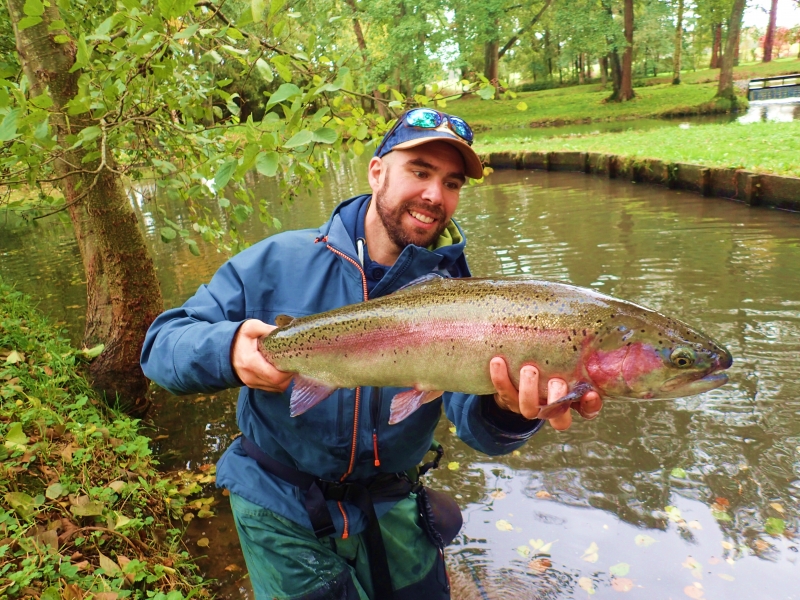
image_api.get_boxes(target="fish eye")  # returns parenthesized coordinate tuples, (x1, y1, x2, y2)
(670, 347, 696, 368)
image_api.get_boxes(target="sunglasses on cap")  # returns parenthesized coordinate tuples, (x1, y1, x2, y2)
(375, 108, 475, 156)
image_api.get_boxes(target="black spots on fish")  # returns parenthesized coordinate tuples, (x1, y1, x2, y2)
(573, 345, 578, 352)
(610, 314, 616, 319)
(545, 360, 549, 365)
(640, 329, 645, 333)
(567, 335, 572, 342)
(582, 329, 587, 337)
(572, 329, 577, 336)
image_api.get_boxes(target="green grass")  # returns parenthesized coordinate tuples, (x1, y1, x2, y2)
(475, 120, 800, 178)
(451, 58, 800, 131)
(0, 280, 214, 599)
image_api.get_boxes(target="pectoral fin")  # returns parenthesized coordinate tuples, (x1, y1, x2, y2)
(536, 382, 595, 420)
(289, 375, 338, 417)
(389, 389, 444, 425)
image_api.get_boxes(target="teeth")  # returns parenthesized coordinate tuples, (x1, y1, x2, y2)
(410, 211, 434, 224)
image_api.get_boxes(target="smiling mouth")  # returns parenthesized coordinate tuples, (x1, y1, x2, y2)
(409, 210, 435, 224)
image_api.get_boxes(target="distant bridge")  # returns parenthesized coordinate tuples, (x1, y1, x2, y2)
(747, 74, 800, 101)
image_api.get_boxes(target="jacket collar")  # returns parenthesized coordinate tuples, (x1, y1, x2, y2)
(319, 194, 469, 297)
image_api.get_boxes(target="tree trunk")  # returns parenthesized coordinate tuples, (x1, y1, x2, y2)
(484, 37, 500, 86)
(716, 0, 747, 104)
(711, 23, 722, 68)
(8, 0, 163, 416)
(763, 0, 779, 62)
(600, 55, 608, 84)
(673, 0, 684, 84)
(612, 0, 635, 101)
(344, 0, 387, 118)
(609, 49, 623, 98)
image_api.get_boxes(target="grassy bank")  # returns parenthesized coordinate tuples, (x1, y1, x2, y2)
(475, 120, 800, 179)
(453, 58, 800, 130)
(0, 280, 213, 599)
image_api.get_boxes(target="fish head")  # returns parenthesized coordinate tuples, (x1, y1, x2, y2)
(583, 305, 732, 400)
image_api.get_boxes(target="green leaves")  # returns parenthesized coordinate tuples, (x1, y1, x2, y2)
(18, 0, 44, 29)
(5, 491, 43, 519)
(255, 58, 274, 82)
(283, 130, 313, 148)
(0, 109, 21, 142)
(214, 159, 238, 189)
(256, 151, 279, 177)
(267, 83, 301, 108)
(671, 467, 687, 478)
(764, 517, 785, 536)
(311, 128, 337, 144)
(160, 227, 177, 242)
(158, 0, 195, 19)
(4, 422, 29, 451)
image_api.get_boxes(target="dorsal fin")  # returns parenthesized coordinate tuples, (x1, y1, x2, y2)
(394, 273, 445, 293)
(275, 314, 295, 328)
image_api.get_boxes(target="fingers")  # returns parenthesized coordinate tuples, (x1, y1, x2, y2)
(575, 391, 603, 420)
(490, 357, 520, 414)
(517, 365, 541, 420)
(546, 378, 572, 431)
(232, 319, 294, 393)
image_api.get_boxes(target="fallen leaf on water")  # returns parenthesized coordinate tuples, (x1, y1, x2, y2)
(183, 512, 195, 522)
(711, 509, 731, 522)
(609, 562, 630, 577)
(682, 556, 702, 571)
(512, 450, 521, 456)
(197, 537, 210, 547)
(535, 490, 552, 499)
(754, 539, 771, 553)
(719, 573, 735, 582)
(578, 576, 596, 595)
(447, 461, 460, 471)
(671, 467, 687, 478)
(538, 540, 555, 554)
(611, 577, 634, 592)
(448, 426, 456, 434)
(530, 538, 544, 550)
(715, 497, 730, 508)
(516, 545, 531, 557)
(664, 506, 683, 522)
(489, 490, 506, 500)
(721, 541, 734, 550)
(765, 517, 785, 536)
(581, 542, 599, 563)
(683, 584, 704, 599)
(495, 519, 513, 531)
(224, 564, 242, 572)
(634, 534, 656, 547)
(688, 520, 702, 530)
(197, 509, 215, 519)
(770, 502, 785, 514)
(528, 558, 551, 573)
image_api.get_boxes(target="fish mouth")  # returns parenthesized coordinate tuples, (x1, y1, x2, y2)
(660, 372, 729, 397)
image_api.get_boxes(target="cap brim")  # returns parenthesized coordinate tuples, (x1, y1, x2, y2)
(391, 134, 484, 180)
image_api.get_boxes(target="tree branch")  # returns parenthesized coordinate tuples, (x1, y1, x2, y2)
(498, 0, 554, 59)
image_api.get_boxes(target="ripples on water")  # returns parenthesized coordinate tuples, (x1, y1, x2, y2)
(2, 163, 799, 598)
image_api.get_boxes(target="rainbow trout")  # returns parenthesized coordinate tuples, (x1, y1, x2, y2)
(258, 276, 732, 424)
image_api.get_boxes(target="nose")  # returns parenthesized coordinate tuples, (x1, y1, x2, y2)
(715, 348, 733, 370)
(420, 179, 445, 204)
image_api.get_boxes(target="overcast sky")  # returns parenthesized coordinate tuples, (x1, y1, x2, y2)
(744, 0, 800, 28)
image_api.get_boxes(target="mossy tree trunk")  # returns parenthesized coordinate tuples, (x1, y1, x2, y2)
(608, 0, 634, 102)
(8, 0, 163, 416)
(762, 0, 779, 62)
(672, 0, 684, 84)
(716, 0, 746, 105)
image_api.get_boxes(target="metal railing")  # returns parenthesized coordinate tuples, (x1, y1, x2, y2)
(748, 74, 800, 101)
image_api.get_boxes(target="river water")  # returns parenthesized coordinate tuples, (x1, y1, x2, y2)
(2, 159, 800, 599)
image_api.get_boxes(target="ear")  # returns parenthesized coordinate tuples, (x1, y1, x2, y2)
(368, 156, 384, 193)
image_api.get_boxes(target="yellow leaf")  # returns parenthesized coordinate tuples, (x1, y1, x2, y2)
(611, 577, 635, 592)
(538, 541, 555, 554)
(197, 537, 210, 547)
(495, 519, 513, 531)
(108, 481, 125, 493)
(489, 490, 506, 500)
(578, 576, 596, 595)
(516, 102, 528, 111)
(770, 502, 785, 514)
(721, 541, 734, 550)
(529, 538, 544, 550)
(98, 551, 121, 575)
(183, 512, 195, 522)
(535, 490, 552, 499)
(448, 425, 456, 434)
(5, 350, 23, 364)
(447, 461, 460, 471)
(224, 563, 242, 572)
(581, 542, 599, 563)
(688, 520, 702, 530)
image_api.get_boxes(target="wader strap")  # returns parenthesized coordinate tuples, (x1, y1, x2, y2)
(240, 437, 398, 599)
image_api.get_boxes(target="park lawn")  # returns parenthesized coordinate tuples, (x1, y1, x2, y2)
(0, 280, 215, 599)
(475, 120, 800, 179)
(452, 57, 800, 131)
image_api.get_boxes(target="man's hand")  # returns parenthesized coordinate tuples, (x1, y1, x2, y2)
(232, 319, 294, 392)
(489, 357, 602, 431)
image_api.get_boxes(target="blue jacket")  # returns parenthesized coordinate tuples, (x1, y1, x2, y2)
(141, 194, 543, 536)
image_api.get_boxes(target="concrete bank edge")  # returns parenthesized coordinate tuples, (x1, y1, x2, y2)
(480, 151, 800, 212)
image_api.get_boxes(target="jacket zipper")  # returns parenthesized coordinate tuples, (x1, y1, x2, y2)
(325, 243, 369, 539)
(370, 387, 382, 467)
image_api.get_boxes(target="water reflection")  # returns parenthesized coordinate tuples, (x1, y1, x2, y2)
(738, 99, 800, 124)
(2, 165, 800, 598)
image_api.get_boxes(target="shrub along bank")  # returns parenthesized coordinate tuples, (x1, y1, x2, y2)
(0, 280, 212, 599)
(475, 120, 800, 179)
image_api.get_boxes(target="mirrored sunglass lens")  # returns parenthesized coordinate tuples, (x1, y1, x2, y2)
(449, 117, 473, 142)
(406, 109, 440, 128)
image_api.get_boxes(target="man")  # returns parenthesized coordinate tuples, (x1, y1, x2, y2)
(141, 108, 601, 600)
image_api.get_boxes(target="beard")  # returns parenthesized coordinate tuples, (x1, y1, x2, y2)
(374, 171, 449, 250)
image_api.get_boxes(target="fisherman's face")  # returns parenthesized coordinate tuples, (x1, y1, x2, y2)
(368, 141, 466, 250)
